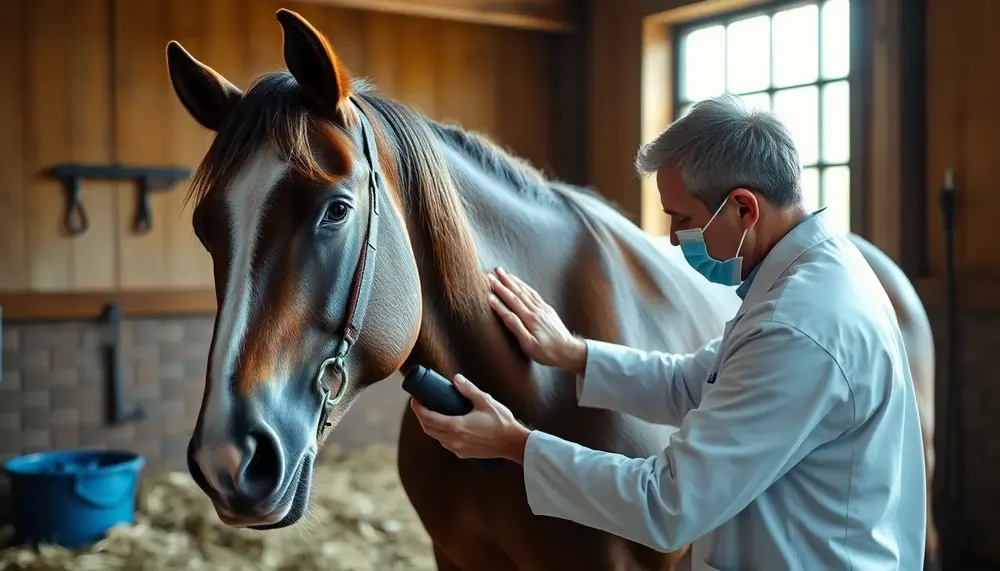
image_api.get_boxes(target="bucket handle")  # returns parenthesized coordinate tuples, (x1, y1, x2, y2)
(73, 471, 137, 509)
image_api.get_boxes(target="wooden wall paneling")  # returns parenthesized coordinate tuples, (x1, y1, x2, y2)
(957, 0, 1000, 276)
(248, 0, 292, 74)
(437, 21, 501, 135)
(395, 16, 440, 118)
(315, 3, 368, 76)
(0, 1, 26, 289)
(365, 12, 402, 98)
(552, 8, 588, 185)
(896, 0, 927, 278)
(495, 28, 555, 177)
(587, 0, 644, 223)
(295, 0, 576, 33)
(924, 0, 960, 278)
(25, 0, 76, 291)
(114, 0, 171, 289)
(69, 0, 117, 291)
(865, 0, 901, 261)
(166, 0, 215, 289)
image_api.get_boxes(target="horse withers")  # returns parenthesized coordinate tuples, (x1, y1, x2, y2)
(164, 8, 937, 570)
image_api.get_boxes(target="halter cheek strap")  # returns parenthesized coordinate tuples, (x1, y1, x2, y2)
(314, 98, 382, 439)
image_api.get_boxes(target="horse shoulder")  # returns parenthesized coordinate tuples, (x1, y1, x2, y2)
(847, 234, 935, 445)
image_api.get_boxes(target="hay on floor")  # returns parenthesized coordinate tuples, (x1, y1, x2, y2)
(0, 445, 435, 571)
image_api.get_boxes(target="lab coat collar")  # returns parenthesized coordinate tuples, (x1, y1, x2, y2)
(735, 207, 836, 318)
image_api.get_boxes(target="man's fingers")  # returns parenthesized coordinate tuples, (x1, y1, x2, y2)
(489, 273, 533, 318)
(452, 375, 491, 408)
(410, 398, 458, 431)
(488, 295, 537, 346)
(494, 267, 533, 304)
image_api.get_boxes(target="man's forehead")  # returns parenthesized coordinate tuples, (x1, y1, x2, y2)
(656, 167, 698, 213)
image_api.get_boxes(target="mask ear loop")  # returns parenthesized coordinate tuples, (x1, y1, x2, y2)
(734, 228, 748, 257)
(709, 195, 750, 258)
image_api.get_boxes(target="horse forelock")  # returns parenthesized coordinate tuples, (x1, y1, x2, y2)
(186, 71, 355, 212)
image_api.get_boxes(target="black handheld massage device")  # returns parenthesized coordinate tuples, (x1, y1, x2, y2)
(401, 365, 501, 471)
(402, 365, 474, 416)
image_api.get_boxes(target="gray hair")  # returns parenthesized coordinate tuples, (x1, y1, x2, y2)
(635, 93, 803, 210)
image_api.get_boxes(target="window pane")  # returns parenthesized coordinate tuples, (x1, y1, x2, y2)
(737, 92, 771, 112)
(682, 25, 726, 100)
(801, 167, 820, 212)
(822, 166, 851, 234)
(773, 85, 819, 165)
(821, 0, 850, 79)
(726, 15, 770, 94)
(772, 4, 819, 88)
(822, 80, 850, 163)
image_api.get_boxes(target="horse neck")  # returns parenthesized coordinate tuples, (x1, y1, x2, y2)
(397, 135, 584, 411)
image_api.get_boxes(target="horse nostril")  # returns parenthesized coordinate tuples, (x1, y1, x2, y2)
(237, 430, 282, 501)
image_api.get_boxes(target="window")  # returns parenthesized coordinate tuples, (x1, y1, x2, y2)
(674, 0, 852, 235)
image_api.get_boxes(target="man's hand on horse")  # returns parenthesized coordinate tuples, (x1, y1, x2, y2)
(409, 374, 532, 464)
(486, 266, 588, 375)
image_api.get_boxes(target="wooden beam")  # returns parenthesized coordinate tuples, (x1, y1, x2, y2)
(293, 0, 578, 33)
(0, 289, 218, 321)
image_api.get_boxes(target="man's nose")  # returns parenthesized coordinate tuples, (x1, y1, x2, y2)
(188, 427, 284, 511)
(670, 231, 679, 247)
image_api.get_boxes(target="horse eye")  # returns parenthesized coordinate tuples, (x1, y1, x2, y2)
(323, 202, 349, 224)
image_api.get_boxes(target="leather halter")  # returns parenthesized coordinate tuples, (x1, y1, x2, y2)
(313, 97, 382, 439)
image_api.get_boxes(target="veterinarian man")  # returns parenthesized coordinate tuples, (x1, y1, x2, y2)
(410, 94, 928, 570)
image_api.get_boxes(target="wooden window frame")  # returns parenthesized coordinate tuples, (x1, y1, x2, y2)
(671, 0, 857, 236)
(640, 0, 867, 241)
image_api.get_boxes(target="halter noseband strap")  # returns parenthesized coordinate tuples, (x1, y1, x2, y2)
(314, 97, 382, 439)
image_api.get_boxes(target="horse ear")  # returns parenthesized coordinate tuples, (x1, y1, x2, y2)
(166, 41, 243, 132)
(276, 8, 352, 116)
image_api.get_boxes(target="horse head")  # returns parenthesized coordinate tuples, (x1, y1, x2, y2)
(165, 8, 426, 529)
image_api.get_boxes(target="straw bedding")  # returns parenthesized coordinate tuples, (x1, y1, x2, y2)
(0, 445, 435, 571)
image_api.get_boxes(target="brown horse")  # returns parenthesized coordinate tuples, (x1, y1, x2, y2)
(164, 8, 936, 570)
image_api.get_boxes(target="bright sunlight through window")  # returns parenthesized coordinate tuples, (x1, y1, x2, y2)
(675, 0, 851, 235)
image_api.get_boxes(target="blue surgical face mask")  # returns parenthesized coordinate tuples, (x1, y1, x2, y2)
(674, 197, 749, 287)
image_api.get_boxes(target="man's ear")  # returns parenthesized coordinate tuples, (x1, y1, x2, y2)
(731, 188, 760, 227)
(165, 41, 243, 131)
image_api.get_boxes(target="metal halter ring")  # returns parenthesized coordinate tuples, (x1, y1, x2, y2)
(314, 350, 350, 434)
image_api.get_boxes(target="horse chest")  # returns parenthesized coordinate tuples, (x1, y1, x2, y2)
(396, 410, 681, 571)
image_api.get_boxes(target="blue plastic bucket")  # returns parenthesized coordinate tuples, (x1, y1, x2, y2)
(3, 449, 145, 548)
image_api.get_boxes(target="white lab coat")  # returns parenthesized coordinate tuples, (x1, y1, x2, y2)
(521, 208, 927, 570)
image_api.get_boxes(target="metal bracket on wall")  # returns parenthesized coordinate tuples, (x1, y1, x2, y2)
(49, 163, 192, 236)
(100, 302, 145, 426)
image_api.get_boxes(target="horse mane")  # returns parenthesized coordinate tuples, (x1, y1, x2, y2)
(187, 71, 575, 319)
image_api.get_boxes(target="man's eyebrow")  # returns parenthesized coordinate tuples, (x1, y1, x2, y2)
(663, 208, 686, 217)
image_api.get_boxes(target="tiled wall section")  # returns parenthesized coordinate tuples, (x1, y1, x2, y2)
(0, 315, 409, 521)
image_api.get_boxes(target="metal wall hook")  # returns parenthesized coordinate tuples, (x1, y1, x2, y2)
(49, 163, 192, 236)
(100, 302, 145, 425)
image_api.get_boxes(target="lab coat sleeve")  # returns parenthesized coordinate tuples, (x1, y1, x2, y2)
(522, 321, 851, 552)
(575, 337, 722, 426)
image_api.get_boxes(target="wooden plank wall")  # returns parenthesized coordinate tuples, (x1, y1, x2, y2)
(0, 0, 582, 298)
(925, 0, 1000, 279)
